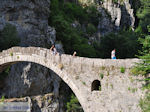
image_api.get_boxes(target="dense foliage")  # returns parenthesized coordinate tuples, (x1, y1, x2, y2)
(49, 0, 141, 59)
(0, 24, 20, 51)
(0, 24, 20, 81)
(66, 94, 83, 112)
(49, 0, 100, 57)
(131, 0, 150, 111)
(94, 30, 140, 58)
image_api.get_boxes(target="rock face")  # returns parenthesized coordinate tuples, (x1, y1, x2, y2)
(0, 0, 56, 47)
(97, 0, 135, 36)
(0, 0, 65, 112)
(102, 0, 135, 30)
(3, 93, 59, 112)
(78, 0, 135, 41)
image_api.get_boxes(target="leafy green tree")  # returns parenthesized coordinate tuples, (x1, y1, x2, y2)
(66, 94, 83, 112)
(0, 24, 19, 82)
(0, 24, 20, 51)
(131, 35, 150, 112)
(136, 0, 150, 34)
(86, 23, 96, 36)
(131, 35, 150, 76)
(94, 30, 140, 59)
(131, 1, 150, 109)
(132, 0, 150, 76)
(49, 0, 97, 57)
(85, 5, 101, 26)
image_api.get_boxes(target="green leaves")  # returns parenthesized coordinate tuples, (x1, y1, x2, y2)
(94, 30, 140, 59)
(136, 0, 150, 34)
(66, 94, 83, 112)
(0, 24, 20, 51)
(86, 23, 96, 36)
(139, 93, 150, 112)
(49, 0, 98, 57)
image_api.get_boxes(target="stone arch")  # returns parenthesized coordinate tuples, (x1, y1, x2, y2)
(0, 47, 87, 111)
(91, 80, 101, 91)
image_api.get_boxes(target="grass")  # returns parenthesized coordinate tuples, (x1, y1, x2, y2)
(128, 87, 137, 93)
(139, 93, 150, 112)
(10, 52, 13, 56)
(110, 84, 113, 89)
(107, 71, 109, 76)
(48, 99, 51, 104)
(100, 73, 104, 79)
(82, 81, 86, 85)
(128, 87, 131, 91)
(129, 77, 135, 83)
(100, 66, 105, 70)
(0, 96, 5, 102)
(99, 86, 101, 91)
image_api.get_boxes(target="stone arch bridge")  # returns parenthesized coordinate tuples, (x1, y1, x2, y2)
(0, 47, 144, 112)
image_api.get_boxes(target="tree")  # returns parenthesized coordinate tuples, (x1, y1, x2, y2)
(66, 94, 83, 112)
(94, 30, 140, 59)
(0, 24, 20, 51)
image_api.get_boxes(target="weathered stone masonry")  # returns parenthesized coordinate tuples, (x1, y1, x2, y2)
(0, 47, 145, 112)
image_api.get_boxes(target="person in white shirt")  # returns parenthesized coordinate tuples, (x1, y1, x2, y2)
(111, 49, 116, 59)
(73, 51, 77, 57)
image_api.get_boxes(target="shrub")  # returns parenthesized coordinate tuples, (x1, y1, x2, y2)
(0, 96, 5, 102)
(66, 94, 83, 112)
(100, 66, 105, 70)
(82, 81, 86, 85)
(10, 52, 13, 56)
(120, 67, 125, 73)
(139, 93, 150, 112)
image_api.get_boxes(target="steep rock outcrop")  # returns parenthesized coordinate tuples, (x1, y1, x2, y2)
(3, 93, 59, 112)
(77, 0, 135, 41)
(0, 0, 64, 111)
(102, 0, 135, 29)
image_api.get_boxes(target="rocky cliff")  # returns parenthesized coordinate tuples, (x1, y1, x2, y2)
(97, 0, 135, 40)
(0, 0, 65, 112)
(79, 0, 135, 30)
(74, 0, 135, 41)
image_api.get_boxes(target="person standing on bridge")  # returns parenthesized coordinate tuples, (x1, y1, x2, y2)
(73, 51, 77, 57)
(111, 49, 116, 59)
(50, 44, 57, 55)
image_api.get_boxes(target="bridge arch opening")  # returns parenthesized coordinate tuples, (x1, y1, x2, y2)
(0, 61, 84, 111)
(91, 80, 101, 91)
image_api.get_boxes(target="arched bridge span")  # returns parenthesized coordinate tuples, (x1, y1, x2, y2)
(0, 47, 141, 112)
